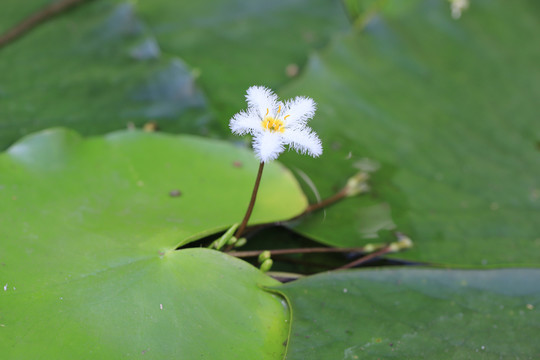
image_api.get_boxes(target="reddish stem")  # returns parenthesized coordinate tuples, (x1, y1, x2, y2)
(228, 246, 371, 258)
(0, 0, 93, 48)
(234, 162, 265, 239)
(336, 245, 392, 270)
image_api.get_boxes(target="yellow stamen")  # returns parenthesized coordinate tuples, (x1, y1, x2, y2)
(261, 117, 285, 133)
(284, 115, 290, 119)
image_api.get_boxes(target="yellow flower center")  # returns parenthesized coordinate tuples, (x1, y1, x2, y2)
(261, 107, 288, 133)
(262, 117, 285, 133)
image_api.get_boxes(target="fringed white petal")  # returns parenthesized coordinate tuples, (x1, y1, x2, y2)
(283, 96, 316, 128)
(253, 131, 284, 163)
(230, 86, 322, 162)
(229, 109, 261, 136)
(281, 127, 323, 158)
(246, 86, 279, 120)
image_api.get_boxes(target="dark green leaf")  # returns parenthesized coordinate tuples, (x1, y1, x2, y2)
(0, 1, 212, 150)
(280, 0, 540, 265)
(277, 268, 540, 359)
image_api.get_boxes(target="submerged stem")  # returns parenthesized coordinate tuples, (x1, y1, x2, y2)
(336, 245, 392, 270)
(302, 188, 348, 215)
(0, 0, 92, 48)
(228, 246, 374, 258)
(235, 162, 265, 239)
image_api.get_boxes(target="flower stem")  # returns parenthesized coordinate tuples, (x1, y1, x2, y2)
(302, 188, 348, 215)
(336, 245, 392, 270)
(0, 0, 92, 48)
(227, 187, 349, 239)
(228, 246, 374, 258)
(235, 162, 265, 239)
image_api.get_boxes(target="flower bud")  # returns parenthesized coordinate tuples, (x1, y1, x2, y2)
(344, 172, 370, 197)
(234, 237, 247, 248)
(258, 250, 271, 263)
(260, 259, 273, 272)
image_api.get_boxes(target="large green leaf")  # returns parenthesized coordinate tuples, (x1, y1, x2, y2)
(276, 268, 540, 359)
(0, 128, 306, 357)
(1, 248, 289, 359)
(0, 0, 53, 34)
(0, 0, 211, 150)
(280, 0, 540, 266)
(136, 0, 350, 119)
(0, 0, 349, 149)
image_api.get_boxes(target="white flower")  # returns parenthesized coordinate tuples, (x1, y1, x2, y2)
(229, 86, 322, 162)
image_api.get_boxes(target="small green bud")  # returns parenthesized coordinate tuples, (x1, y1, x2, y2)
(227, 236, 238, 245)
(388, 242, 401, 253)
(388, 232, 413, 253)
(363, 243, 375, 253)
(258, 250, 271, 263)
(260, 259, 273, 272)
(234, 237, 247, 248)
(344, 172, 370, 197)
(395, 232, 413, 250)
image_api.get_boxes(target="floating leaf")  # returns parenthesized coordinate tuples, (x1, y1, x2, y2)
(1, 248, 289, 359)
(0, 1, 211, 150)
(136, 0, 350, 119)
(0, 0, 349, 149)
(0, 128, 306, 358)
(276, 268, 540, 359)
(280, 0, 540, 265)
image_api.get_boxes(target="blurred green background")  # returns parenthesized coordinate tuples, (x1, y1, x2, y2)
(1, 0, 538, 266)
(1, 0, 539, 358)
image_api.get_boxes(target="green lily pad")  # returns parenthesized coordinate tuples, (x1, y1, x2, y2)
(1, 248, 289, 359)
(276, 268, 540, 359)
(0, 0, 212, 150)
(0, 0, 58, 34)
(0, 0, 349, 150)
(136, 0, 350, 120)
(0, 128, 306, 358)
(280, 0, 540, 266)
